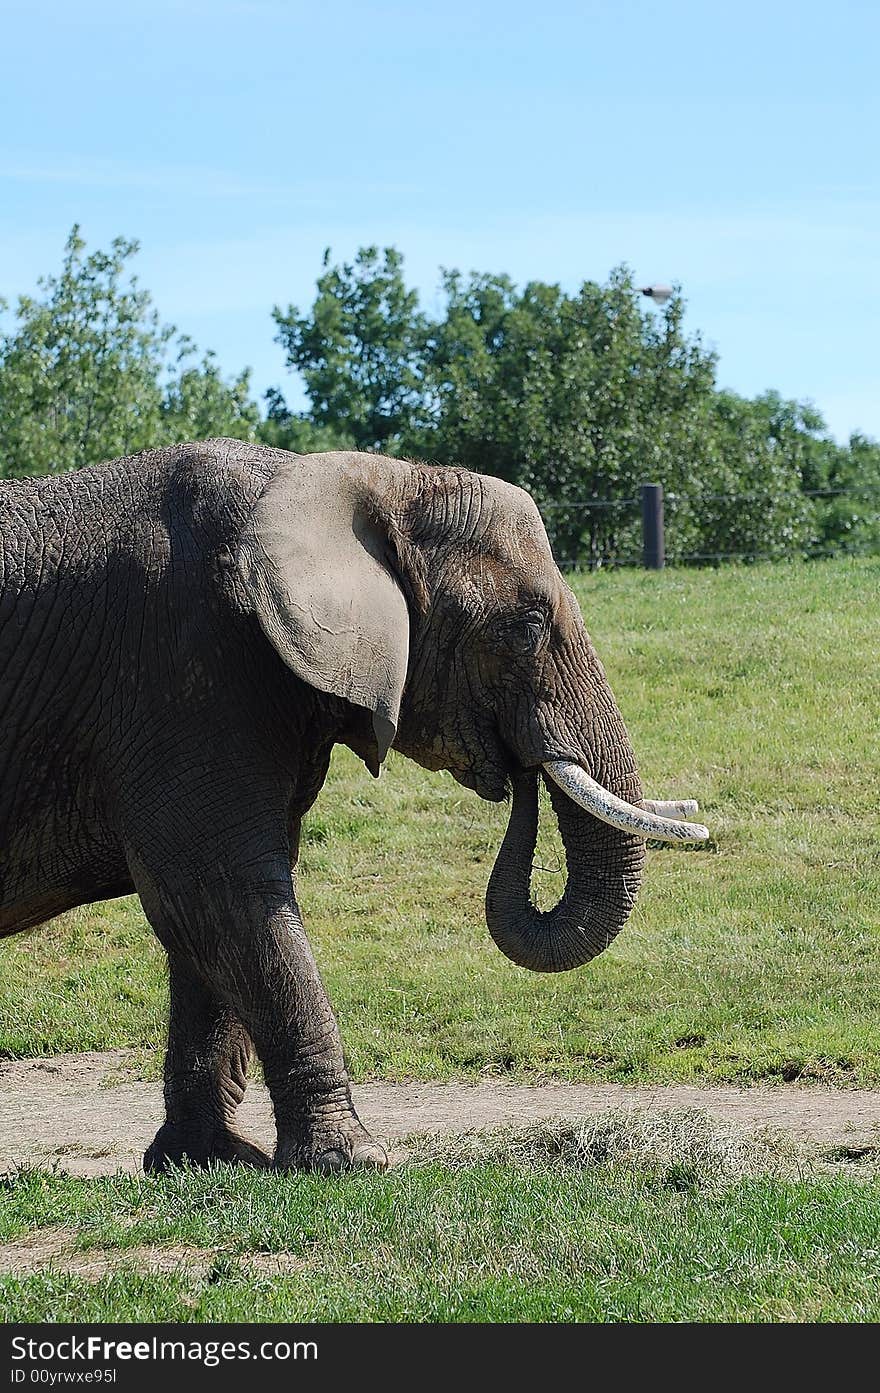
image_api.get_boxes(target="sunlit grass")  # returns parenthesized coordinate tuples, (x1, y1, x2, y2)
(2, 1140, 880, 1322)
(1, 557, 877, 1084)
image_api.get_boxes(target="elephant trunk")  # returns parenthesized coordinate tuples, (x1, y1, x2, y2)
(485, 770, 646, 973)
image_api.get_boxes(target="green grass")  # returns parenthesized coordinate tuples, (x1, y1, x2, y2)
(2, 1148, 880, 1322)
(1, 557, 878, 1084)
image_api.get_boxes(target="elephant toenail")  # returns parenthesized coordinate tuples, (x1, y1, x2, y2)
(315, 1148, 347, 1174)
(352, 1143, 389, 1170)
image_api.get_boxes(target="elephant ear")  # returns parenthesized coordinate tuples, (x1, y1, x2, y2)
(235, 452, 411, 773)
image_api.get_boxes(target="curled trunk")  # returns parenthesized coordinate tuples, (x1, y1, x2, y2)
(485, 770, 645, 972)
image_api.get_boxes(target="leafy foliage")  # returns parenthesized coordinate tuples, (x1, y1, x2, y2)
(419, 265, 733, 563)
(161, 350, 259, 444)
(271, 246, 428, 452)
(279, 248, 880, 565)
(0, 227, 257, 479)
(2, 231, 877, 563)
(257, 386, 357, 454)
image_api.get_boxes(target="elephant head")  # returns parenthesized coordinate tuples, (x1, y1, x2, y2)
(236, 449, 708, 973)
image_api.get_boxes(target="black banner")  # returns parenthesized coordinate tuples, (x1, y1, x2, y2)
(2, 1324, 584, 1387)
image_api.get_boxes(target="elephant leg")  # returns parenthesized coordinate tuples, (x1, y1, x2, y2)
(144, 950, 272, 1173)
(233, 896, 388, 1174)
(135, 852, 387, 1174)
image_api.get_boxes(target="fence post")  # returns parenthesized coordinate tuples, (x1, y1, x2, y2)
(641, 483, 665, 569)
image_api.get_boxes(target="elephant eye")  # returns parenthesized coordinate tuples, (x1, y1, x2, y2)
(502, 609, 547, 655)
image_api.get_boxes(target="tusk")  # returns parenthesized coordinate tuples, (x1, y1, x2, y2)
(640, 798, 699, 820)
(542, 762, 709, 843)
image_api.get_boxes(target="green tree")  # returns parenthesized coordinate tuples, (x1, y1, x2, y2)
(276, 244, 874, 564)
(424, 265, 732, 564)
(271, 246, 428, 452)
(0, 227, 169, 476)
(0, 227, 258, 478)
(256, 386, 355, 454)
(814, 429, 880, 552)
(161, 349, 259, 443)
(664, 390, 817, 562)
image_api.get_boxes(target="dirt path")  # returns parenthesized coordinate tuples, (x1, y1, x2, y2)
(2, 1049, 879, 1176)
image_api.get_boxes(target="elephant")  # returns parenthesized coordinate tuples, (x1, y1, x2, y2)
(0, 439, 707, 1173)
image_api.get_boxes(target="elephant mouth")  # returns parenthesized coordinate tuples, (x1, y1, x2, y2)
(450, 766, 509, 802)
(452, 727, 548, 803)
(451, 732, 579, 806)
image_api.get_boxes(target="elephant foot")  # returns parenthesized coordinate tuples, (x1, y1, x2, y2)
(144, 1121, 272, 1174)
(276, 1115, 389, 1174)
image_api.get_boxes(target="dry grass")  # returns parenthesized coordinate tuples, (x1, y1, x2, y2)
(406, 1107, 810, 1184)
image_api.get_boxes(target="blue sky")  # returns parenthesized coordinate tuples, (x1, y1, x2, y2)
(2, 0, 878, 441)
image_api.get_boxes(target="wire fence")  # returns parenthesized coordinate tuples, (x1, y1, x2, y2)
(555, 541, 880, 570)
(545, 483, 880, 571)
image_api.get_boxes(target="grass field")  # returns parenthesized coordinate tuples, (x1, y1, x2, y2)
(1, 556, 878, 1084)
(2, 556, 879, 1326)
(2, 1118, 880, 1323)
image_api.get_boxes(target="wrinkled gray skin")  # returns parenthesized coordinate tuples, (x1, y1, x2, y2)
(0, 440, 644, 1173)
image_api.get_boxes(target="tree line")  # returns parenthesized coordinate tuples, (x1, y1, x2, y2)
(2, 229, 877, 566)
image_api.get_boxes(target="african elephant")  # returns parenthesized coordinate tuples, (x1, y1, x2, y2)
(0, 440, 707, 1172)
